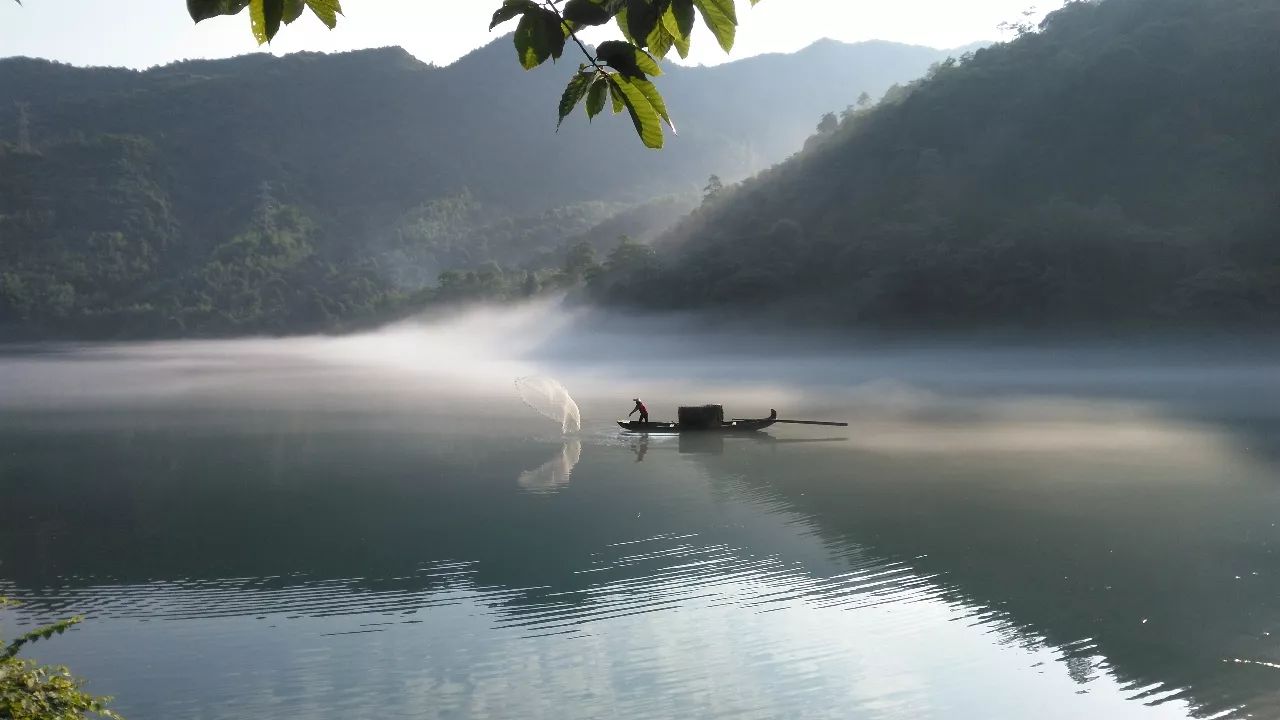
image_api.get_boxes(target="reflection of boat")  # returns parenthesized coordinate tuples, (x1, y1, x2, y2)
(619, 408, 779, 433)
(628, 430, 849, 459)
(677, 433, 849, 455)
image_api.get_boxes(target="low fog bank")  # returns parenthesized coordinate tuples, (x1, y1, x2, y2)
(1, 301, 1277, 438)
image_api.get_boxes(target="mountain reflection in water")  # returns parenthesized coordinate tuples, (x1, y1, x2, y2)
(2, 325, 1278, 719)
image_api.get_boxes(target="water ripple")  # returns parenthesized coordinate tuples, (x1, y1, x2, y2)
(0, 532, 1226, 719)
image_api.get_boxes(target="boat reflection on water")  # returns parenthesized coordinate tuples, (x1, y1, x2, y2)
(516, 439, 582, 494)
(626, 431, 849, 459)
(517, 432, 842, 489)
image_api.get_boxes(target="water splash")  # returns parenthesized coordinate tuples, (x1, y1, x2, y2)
(515, 376, 582, 434)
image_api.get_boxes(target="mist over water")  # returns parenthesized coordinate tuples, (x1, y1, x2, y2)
(3, 300, 1276, 449)
(4, 300, 1280, 719)
(0, 301, 579, 411)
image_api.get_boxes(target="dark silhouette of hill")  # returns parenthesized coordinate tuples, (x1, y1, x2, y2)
(590, 0, 1280, 331)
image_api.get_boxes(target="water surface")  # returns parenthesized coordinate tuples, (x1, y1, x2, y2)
(3, 310, 1278, 719)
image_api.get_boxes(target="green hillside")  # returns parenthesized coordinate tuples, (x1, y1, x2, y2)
(0, 37, 955, 338)
(592, 0, 1280, 330)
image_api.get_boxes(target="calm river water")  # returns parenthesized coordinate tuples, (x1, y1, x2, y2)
(2, 308, 1278, 719)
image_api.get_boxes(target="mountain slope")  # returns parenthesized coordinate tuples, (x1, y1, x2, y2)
(594, 0, 1280, 329)
(0, 37, 958, 338)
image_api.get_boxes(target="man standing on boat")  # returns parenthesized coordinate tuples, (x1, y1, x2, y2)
(629, 398, 649, 424)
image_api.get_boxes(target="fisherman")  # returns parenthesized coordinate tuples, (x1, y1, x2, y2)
(628, 398, 649, 424)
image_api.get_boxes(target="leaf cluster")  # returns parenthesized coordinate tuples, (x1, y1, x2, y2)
(491, 0, 760, 148)
(0, 598, 121, 719)
(187, 0, 342, 44)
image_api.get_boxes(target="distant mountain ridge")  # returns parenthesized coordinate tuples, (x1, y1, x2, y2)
(0, 36, 967, 209)
(0, 36, 961, 338)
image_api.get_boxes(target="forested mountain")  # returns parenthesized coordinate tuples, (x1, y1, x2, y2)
(0, 37, 956, 338)
(592, 0, 1280, 330)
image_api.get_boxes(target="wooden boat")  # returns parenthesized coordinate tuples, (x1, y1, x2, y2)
(618, 409, 779, 433)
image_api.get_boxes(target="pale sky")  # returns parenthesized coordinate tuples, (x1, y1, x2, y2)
(0, 0, 1060, 70)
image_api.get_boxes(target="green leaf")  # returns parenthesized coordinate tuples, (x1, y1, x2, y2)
(597, 40, 639, 77)
(614, 7, 636, 44)
(630, 76, 675, 133)
(665, 0, 696, 38)
(562, 0, 616, 26)
(557, 72, 594, 130)
(662, 0, 695, 57)
(692, 0, 737, 52)
(625, 0, 662, 49)
(514, 13, 546, 68)
(264, 0, 285, 41)
(608, 75, 665, 148)
(247, 0, 288, 42)
(513, 8, 564, 69)
(547, 12, 570, 60)
(283, 0, 305, 24)
(187, 0, 251, 22)
(634, 47, 662, 76)
(646, 22, 674, 59)
(585, 76, 608, 120)
(490, 0, 537, 30)
(607, 78, 626, 114)
(304, 0, 341, 28)
(249, 0, 268, 43)
(597, 40, 661, 79)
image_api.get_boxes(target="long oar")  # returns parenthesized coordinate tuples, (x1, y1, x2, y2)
(774, 419, 849, 427)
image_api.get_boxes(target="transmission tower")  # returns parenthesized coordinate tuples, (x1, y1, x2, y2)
(15, 102, 32, 153)
(257, 181, 279, 234)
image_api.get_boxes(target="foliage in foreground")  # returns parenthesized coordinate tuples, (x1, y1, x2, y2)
(0, 598, 120, 720)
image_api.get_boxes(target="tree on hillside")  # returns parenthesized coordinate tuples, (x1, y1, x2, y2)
(998, 6, 1040, 37)
(703, 174, 724, 202)
(173, 0, 765, 149)
(839, 92, 872, 121)
(605, 235, 656, 273)
(563, 240, 597, 281)
(816, 112, 838, 134)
